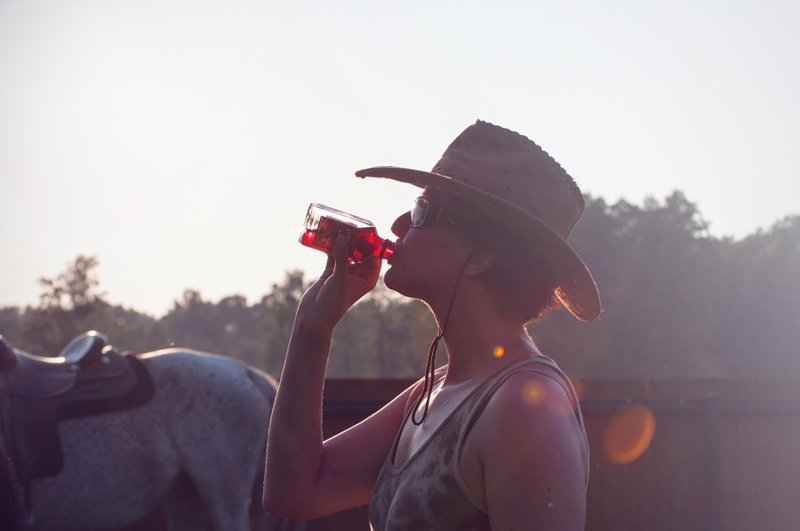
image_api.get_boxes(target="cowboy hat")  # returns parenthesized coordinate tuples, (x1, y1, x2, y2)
(355, 119, 601, 322)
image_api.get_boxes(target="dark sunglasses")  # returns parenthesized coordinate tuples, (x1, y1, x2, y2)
(410, 196, 461, 229)
(410, 197, 433, 228)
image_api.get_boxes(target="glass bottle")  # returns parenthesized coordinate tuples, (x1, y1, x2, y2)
(299, 203, 394, 261)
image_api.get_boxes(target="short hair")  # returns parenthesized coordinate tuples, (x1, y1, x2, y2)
(444, 194, 561, 324)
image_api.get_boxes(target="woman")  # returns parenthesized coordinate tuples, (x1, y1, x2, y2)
(263, 120, 601, 530)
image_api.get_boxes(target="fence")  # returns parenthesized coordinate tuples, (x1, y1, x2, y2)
(301, 377, 800, 531)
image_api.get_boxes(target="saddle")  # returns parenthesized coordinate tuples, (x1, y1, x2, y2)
(1, 331, 155, 482)
(8, 331, 127, 400)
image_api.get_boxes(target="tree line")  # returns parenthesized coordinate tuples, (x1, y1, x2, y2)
(1, 192, 798, 380)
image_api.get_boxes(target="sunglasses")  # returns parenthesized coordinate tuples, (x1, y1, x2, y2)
(410, 196, 461, 229)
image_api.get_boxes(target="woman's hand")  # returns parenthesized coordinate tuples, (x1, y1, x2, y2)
(296, 232, 382, 332)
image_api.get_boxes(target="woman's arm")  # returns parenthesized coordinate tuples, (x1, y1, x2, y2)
(476, 372, 587, 530)
(263, 235, 411, 518)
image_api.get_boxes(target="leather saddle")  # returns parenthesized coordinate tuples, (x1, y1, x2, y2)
(1, 331, 155, 482)
(7, 331, 129, 400)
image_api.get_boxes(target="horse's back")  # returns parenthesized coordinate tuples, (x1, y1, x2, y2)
(139, 349, 277, 405)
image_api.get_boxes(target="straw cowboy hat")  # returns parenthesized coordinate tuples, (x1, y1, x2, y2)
(355, 119, 601, 322)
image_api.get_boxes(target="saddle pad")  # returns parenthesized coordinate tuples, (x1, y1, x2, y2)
(10, 354, 154, 481)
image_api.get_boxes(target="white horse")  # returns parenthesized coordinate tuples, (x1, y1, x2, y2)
(0, 332, 299, 531)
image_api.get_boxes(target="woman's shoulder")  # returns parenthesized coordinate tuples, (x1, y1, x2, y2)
(472, 360, 582, 442)
(491, 368, 575, 415)
(459, 363, 588, 523)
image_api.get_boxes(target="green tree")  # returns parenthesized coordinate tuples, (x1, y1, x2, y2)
(19, 255, 114, 354)
(2, 193, 797, 380)
(258, 270, 310, 377)
(160, 289, 227, 352)
(37, 255, 105, 311)
(535, 192, 727, 378)
(717, 215, 800, 376)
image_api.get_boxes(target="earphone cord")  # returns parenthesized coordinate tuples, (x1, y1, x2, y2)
(411, 248, 476, 425)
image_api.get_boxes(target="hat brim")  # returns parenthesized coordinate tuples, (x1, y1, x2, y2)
(356, 166, 601, 322)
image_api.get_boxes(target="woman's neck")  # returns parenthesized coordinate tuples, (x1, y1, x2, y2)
(434, 287, 537, 384)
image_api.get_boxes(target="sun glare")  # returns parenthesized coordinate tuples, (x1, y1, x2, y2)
(521, 380, 546, 406)
(603, 405, 656, 465)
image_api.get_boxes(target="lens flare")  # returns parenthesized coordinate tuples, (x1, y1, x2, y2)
(603, 405, 656, 465)
(521, 380, 545, 406)
(492, 345, 505, 358)
(519, 379, 576, 416)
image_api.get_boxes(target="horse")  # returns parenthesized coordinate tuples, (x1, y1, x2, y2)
(0, 331, 298, 531)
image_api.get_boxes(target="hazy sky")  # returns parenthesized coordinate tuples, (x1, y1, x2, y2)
(2, 0, 798, 317)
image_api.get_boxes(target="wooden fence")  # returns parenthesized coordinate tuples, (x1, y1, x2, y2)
(300, 378, 800, 531)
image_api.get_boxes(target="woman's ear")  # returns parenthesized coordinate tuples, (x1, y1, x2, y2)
(463, 246, 494, 276)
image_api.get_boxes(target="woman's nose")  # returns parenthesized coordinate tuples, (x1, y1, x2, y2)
(391, 212, 411, 238)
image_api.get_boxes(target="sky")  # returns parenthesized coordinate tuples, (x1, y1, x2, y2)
(1, 0, 799, 317)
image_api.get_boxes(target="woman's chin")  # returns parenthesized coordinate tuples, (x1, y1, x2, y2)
(383, 268, 409, 296)
(383, 267, 399, 291)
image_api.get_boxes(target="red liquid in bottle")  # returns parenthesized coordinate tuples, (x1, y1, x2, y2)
(300, 207, 394, 262)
